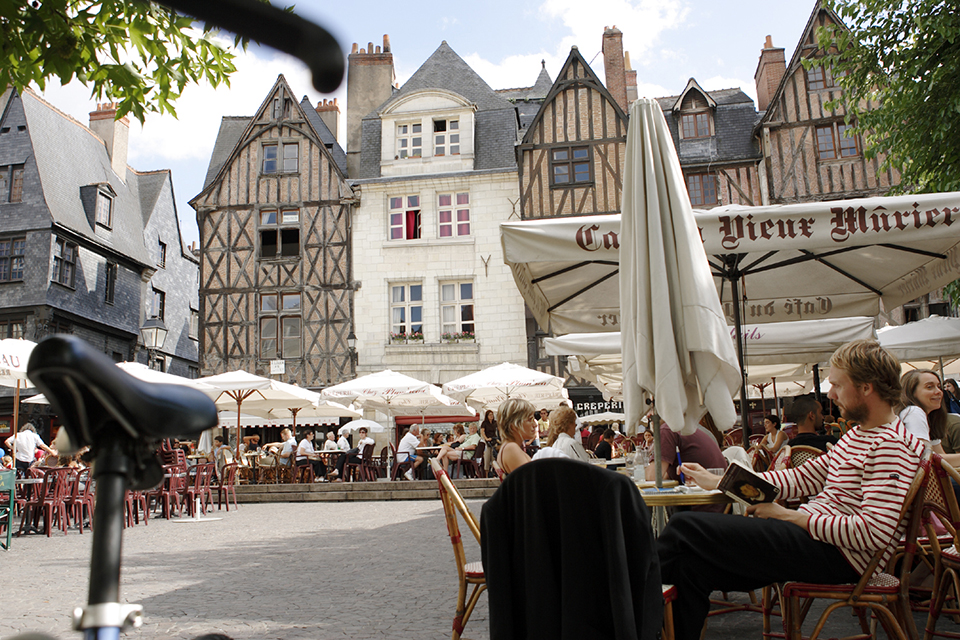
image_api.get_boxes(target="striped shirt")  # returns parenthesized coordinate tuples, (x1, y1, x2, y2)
(762, 419, 923, 575)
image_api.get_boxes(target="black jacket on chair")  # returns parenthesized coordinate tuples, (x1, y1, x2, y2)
(480, 458, 662, 640)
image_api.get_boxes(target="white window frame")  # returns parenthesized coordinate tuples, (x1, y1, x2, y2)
(390, 283, 423, 339)
(433, 118, 460, 156)
(262, 141, 299, 173)
(52, 237, 77, 288)
(438, 192, 470, 238)
(95, 190, 113, 228)
(388, 195, 421, 240)
(440, 280, 475, 340)
(396, 123, 422, 158)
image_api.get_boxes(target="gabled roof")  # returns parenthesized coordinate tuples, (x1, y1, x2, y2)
(195, 75, 349, 201)
(12, 91, 153, 266)
(381, 41, 514, 113)
(520, 46, 628, 147)
(757, 0, 847, 127)
(300, 97, 347, 176)
(497, 61, 553, 102)
(669, 78, 717, 112)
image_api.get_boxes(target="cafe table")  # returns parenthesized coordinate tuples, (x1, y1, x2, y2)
(636, 483, 732, 534)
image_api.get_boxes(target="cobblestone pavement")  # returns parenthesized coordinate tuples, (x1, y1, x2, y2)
(0, 499, 937, 640)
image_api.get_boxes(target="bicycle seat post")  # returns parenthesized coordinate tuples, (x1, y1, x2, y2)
(74, 423, 144, 639)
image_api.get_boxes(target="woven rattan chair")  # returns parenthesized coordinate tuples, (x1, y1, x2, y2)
(922, 455, 960, 640)
(430, 458, 485, 640)
(776, 460, 929, 640)
(789, 445, 826, 468)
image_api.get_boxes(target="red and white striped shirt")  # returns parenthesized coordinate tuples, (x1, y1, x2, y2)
(762, 419, 924, 575)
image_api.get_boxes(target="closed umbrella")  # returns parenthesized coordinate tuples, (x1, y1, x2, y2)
(620, 98, 741, 487)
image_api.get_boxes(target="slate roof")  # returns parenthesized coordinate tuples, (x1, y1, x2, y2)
(203, 116, 248, 190)
(357, 41, 519, 179)
(14, 91, 154, 266)
(301, 97, 347, 176)
(655, 87, 762, 165)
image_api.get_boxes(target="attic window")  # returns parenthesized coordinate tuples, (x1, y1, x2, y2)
(0, 165, 24, 203)
(95, 190, 113, 228)
(807, 65, 841, 91)
(262, 142, 299, 173)
(678, 92, 714, 140)
(434, 119, 459, 156)
(551, 147, 591, 186)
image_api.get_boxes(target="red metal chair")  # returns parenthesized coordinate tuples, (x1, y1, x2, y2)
(19, 467, 73, 536)
(390, 442, 414, 481)
(217, 462, 239, 511)
(345, 444, 375, 482)
(185, 462, 215, 516)
(65, 467, 94, 533)
(453, 441, 485, 479)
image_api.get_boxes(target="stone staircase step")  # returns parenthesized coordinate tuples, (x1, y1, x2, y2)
(233, 478, 500, 503)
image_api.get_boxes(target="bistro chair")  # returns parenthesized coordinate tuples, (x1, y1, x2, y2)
(453, 441, 485, 479)
(0, 469, 15, 550)
(255, 451, 280, 484)
(217, 462, 239, 511)
(294, 458, 315, 483)
(19, 467, 73, 537)
(390, 442, 414, 481)
(789, 445, 826, 468)
(148, 463, 185, 519)
(185, 462, 215, 516)
(64, 467, 94, 534)
(124, 489, 149, 527)
(774, 460, 928, 640)
(370, 446, 389, 479)
(922, 455, 960, 639)
(430, 458, 486, 640)
(344, 444, 373, 482)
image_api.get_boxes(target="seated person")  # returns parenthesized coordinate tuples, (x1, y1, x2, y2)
(545, 406, 590, 462)
(322, 431, 339, 451)
(296, 430, 328, 480)
(239, 435, 260, 454)
(274, 428, 297, 467)
(334, 427, 374, 479)
(787, 395, 838, 452)
(645, 423, 727, 483)
(397, 425, 425, 481)
(496, 398, 538, 475)
(436, 423, 481, 470)
(593, 429, 616, 460)
(658, 339, 925, 640)
(336, 429, 351, 451)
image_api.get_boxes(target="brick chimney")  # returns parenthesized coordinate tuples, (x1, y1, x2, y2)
(315, 98, 340, 142)
(754, 35, 786, 112)
(88, 103, 129, 179)
(624, 51, 638, 105)
(346, 34, 395, 178)
(602, 26, 628, 113)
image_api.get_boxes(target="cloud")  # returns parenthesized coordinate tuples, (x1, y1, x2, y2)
(463, 52, 566, 91)
(700, 74, 758, 104)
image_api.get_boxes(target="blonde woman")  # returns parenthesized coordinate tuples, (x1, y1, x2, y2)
(496, 398, 537, 475)
(546, 406, 589, 462)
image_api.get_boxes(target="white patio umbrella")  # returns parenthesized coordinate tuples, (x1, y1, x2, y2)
(579, 411, 625, 426)
(268, 398, 361, 426)
(339, 419, 386, 434)
(198, 370, 317, 457)
(0, 338, 36, 465)
(321, 369, 470, 439)
(620, 98, 741, 487)
(441, 362, 569, 411)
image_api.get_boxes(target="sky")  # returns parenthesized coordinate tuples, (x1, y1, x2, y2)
(36, 0, 818, 250)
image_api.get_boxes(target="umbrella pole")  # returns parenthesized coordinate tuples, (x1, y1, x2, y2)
(11, 380, 18, 466)
(236, 394, 243, 460)
(772, 377, 780, 421)
(651, 410, 663, 489)
(940, 356, 946, 382)
(813, 365, 822, 406)
(730, 271, 751, 448)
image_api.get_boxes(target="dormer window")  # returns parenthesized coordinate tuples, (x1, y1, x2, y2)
(397, 123, 422, 158)
(678, 93, 714, 140)
(434, 119, 459, 156)
(95, 191, 113, 228)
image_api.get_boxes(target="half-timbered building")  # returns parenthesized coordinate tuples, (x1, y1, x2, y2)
(754, 3, 900, 205)
(191, 75, 355, 387)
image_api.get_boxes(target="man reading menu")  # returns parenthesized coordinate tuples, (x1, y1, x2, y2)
(657, 340, 924, 640)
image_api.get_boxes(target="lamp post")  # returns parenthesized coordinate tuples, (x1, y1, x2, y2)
(347, 330, 357, 371)
(140, 317, 168, 371)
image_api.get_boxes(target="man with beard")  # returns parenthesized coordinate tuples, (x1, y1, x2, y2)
(787, 395, 838, 452)
(657, 340, 924, 640)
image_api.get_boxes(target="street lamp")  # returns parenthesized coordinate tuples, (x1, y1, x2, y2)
(140, 317, 168, 370)
(347, 330, 357, 368)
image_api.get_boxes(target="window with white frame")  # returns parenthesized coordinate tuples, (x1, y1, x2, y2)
(440, 281, 474, 339)
(262, 142, 299, 173)
(260, 292, 301, 359)
(438, 192, 470, 237)
(396, 123, 422, 158)
(390, 283, 423, 339)
(52, 237, 76, 287)
(189, 309, 199, 340)
(260, 208, 300, 258)
(434, 119, 459, 156)
(388, 195, 421, 240)
(0, 237, 25, 283)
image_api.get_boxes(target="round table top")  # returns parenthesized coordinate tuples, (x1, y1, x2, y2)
(637, 488, 731, 507)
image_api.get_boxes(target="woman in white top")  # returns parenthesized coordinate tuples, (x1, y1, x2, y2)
(758, 414, 787, 454)
(545, 406, 590, 462)
(898, 369, 960, 466)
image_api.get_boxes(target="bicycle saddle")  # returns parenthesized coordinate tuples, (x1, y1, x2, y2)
(27, 335, 218, 450)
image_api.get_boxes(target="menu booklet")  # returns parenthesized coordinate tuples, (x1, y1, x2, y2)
(717, 460, 780, 506)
